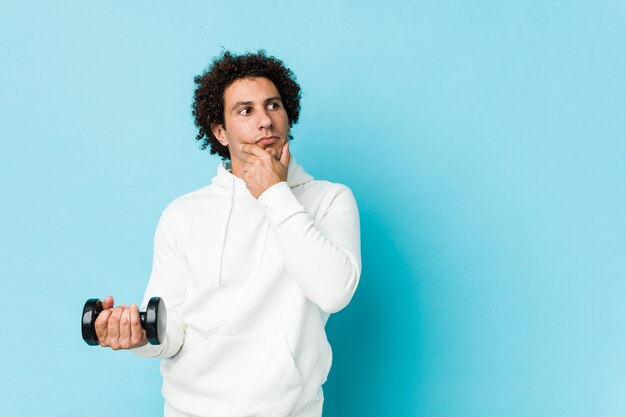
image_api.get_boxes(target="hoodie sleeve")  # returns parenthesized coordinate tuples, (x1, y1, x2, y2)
(257, 181, 361, 313)
(130, 206, 188, 359)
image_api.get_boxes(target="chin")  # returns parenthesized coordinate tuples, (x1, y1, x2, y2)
(266, 144, 283, 158)
(269, 150, 281, 160)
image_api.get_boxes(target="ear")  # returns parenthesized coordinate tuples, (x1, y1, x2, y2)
(211, 124, 228, 147)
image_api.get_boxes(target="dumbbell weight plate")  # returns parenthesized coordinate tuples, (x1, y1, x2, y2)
(82, 298, 103, 346)
(144, 297, 167, 345)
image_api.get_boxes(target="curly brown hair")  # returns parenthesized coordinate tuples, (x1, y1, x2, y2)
(192, 50, 302, 160)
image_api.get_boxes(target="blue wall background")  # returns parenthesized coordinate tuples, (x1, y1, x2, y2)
(1, 1, 625, 416)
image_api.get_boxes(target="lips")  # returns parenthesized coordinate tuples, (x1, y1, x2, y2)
(256, 136, 278, 145)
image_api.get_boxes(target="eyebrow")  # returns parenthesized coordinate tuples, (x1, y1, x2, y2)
(230, 96, 283, 112)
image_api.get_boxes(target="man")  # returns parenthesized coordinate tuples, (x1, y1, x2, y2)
(94, 50, 361, 417)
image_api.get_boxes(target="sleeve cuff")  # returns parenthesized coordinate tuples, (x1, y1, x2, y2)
(129, 341, 163, 358)
(257, 181, 307, 226)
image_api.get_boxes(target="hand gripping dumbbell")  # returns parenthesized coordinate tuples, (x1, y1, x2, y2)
(81, 297, 167, 346)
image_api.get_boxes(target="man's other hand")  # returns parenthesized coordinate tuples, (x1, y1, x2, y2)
(240, 141, 290, 198)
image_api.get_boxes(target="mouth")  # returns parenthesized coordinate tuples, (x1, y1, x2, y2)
(256, 136, 279, 146)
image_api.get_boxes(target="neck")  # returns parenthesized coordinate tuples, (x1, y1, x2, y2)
(228, 157, 246, 179)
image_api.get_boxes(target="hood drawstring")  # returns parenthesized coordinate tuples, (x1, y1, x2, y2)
(214, 176, 235, 287)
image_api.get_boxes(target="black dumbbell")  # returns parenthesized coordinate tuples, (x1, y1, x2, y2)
(81, 297, 167, 346)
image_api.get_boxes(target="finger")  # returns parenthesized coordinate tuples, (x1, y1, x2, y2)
(107, 306, 124, 349)
(280, 142, 290, 167)
(95, 308, 112, 347)
(242, 160, 265, 181)
(119, 307, 131, 348)
(240, 143, 270, 159)
(242, 160, 255, 173)
(102, 296, 115, 310)
(130, 304, 145, 346)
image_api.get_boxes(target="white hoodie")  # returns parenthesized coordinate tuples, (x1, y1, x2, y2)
(132, 158, 361, 417)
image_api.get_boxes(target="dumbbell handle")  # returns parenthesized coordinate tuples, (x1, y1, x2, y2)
(138, 311, 148, 328)
(90, 304, 149, 327)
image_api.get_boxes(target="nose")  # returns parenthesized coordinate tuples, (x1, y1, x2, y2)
(257, 108, 273, 129)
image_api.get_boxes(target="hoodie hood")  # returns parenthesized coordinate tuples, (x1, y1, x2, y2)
(211, 156, 314, 191)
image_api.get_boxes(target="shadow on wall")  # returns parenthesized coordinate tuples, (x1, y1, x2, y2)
(324, 206, 422, 416)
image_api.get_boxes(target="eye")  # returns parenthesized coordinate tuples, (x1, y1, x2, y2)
(267, 101, 280, 110)
(238, 107, 251, 115)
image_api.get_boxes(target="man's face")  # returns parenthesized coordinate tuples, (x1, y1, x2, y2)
(212, 77, 290, 170)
